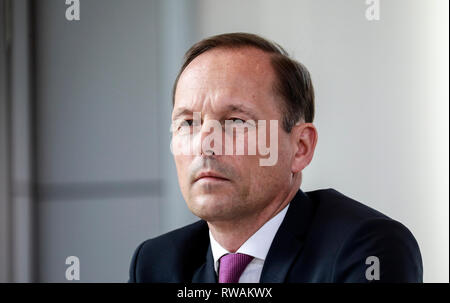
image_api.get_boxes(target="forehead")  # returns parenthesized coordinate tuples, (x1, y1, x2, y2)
(174, 47, 279, 114)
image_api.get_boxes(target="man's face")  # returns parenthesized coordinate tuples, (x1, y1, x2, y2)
(172, 47, 296, 224)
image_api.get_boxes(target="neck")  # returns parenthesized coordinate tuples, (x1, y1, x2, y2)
(208, 177, 301, 252)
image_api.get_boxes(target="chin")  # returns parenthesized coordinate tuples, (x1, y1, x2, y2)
(187, 194, 233, 221)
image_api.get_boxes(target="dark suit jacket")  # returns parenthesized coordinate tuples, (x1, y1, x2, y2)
(129, 188, 423, 282)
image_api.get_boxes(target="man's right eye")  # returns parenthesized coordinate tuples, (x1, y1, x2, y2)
(176, 119, 192, 127)
(173, 119, 201, 133)
(176, 119, 194, 131)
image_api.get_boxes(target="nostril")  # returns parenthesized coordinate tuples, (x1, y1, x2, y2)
(203, 149, 215, 156)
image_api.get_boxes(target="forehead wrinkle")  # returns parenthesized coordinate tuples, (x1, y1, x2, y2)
(174, 91, 220, 119)
(176, 84, 266, 123)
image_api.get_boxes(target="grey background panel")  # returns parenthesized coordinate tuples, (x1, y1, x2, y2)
(33, 0, 196, 282)
(35, 0, 161, 184)
(38, 197, 160, 282)
(0, 0, 11, 284)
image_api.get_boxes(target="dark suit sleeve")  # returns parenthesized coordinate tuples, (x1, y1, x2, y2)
(128, 241, 146, 283)
(332, 218, 423, 283)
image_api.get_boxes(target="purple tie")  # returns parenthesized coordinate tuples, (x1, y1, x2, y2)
(218, 253, 254, 283)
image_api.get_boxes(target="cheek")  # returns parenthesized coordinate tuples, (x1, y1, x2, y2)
(174, 155, 191, 185)
(171, 134, 193, 155)
(249, 143, 293, 190)
(231, 155, 261, 185)
(247, 164, 290, 200)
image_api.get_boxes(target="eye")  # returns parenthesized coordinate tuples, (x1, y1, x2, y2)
(178, 119, 194, 128)
(230, 118, 245, 123)
(172, 119, 194, 132)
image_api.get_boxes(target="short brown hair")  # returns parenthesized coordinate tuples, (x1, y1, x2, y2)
(172, 32, 315, 132)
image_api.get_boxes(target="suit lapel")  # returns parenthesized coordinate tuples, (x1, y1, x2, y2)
(259, 189, 316, 282)
(192, 243, 217, 283)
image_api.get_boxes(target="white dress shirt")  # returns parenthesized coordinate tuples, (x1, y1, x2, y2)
(209, 203, 290, 283)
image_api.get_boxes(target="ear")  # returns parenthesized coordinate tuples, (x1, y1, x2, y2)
(291, 123, 318, 174)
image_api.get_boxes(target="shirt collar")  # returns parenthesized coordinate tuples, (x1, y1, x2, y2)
(209, 203, 290, 274)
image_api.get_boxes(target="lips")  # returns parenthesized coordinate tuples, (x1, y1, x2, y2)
(194, 171, 230, 183)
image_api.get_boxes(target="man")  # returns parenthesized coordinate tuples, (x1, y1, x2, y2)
(129, 33, 423, 283)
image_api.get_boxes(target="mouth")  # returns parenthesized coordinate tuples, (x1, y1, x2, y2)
(194, 171, 230, 183)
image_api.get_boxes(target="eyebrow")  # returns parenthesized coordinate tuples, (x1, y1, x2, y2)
(172, 108, 192, 121)
(171, 103, 259, 121)
(225, 104, 259, 121)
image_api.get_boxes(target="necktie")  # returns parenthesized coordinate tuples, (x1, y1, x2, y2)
(218, 253, 254, 283)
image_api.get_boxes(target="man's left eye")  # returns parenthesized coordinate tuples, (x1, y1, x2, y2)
(230, 118, 245, 123)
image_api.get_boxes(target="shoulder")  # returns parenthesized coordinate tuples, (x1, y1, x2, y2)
(128, 220, 209, 282)
(305, 188, 390, 223)
(304, 188, 400, 240)
(303, 188, 423, 282)
(332, 216, 423, 282)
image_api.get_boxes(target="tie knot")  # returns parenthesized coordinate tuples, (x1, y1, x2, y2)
(218, 253, 254, 283)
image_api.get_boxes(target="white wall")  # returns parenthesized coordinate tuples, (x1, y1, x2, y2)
(194, 0, 449, 282)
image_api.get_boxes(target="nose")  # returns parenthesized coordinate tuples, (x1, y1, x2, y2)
(203, 149, 215, 156)
(193, 119, 223, 156)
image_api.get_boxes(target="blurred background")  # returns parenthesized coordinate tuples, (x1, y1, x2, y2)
(0, 0, 448, 282)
